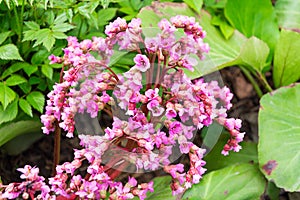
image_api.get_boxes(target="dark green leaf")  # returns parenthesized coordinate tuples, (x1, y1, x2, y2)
(0, 44, 23, 61)
(183, 163, 266, 200)
(29, 76, 41, 85)
(0, 99, 18, 125)
(31, 49, 50, 64)
(204, 0, 227, 8)
(0, 82, 16, 110)
(0, 120, 41, 147)
(258, 84, 300, 191)
(204, 134, 258, 172)
(144, 176, 175, 200)
(273, 30, 300, 88)
(0, 31, 11, 46)
(41, 64, 53, 79)
(18, 82, 31, 94)
(183, 0, 203, 14)
(224, 0, 279, 52)
(5, 75, 27, 86)
(23, 63, 38, 76)
(275, 0, 300, 30)
(19, 99, 33, 117)
(98, 8, 118, 26)
(1, 62, 26, 79)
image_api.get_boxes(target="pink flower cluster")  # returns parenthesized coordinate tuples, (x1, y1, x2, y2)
(2, 15, 244, 199)
(1, 165, 52, 199)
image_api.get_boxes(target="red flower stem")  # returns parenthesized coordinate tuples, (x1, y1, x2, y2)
(52, 120, 61, 176)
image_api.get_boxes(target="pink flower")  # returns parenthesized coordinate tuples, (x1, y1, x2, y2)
(133, 54, 150, 72)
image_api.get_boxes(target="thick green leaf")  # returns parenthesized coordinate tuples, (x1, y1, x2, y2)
(0, 99, 18, 125)
(1, 62, 26, 79)
(0, 31, 11, 46)
(98, 8, 118, 26)
(184, 0, 203, 14)
(41, 64, 53, 79)
(224, 0, 279, 52)
(0, 120, 41, 147)
(26, 91, 45, 113)
(143, 176, 175, 200)
(0, 44, 23, 61)
(204, 134, 258, 172)
(5, 75, 27, 86)
(183, 163, 266, 200)
(19, 99, 33, 117)
(239, 37, 270, 72)
(275, 0, 300, 30)
(258, 84, 300, 191)
(273, 30, 300, 88)
(0, 83, 16, 110)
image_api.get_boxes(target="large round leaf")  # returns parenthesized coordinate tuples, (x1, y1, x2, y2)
(182, 163, 266, 200)
(258, 84, 300, 191)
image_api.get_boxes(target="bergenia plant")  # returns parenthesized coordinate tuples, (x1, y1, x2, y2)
(0, 15, 244, 199)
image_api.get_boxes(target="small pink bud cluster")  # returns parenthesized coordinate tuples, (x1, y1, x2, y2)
(1, 15, 244, 199)
(1, 165, 52, 199)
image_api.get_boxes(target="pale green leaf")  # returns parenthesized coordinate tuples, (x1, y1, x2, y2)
(43, 34, 55, 51)
(239, 37, 270, 72)
(32, 29, 51, 48)
(5, 75, 27, 86)
(275, 0, 300, 30)
(0, 99, 18, 125)
(183, 0, 203, 14)
(0, 83, 16, 110)
(0, 44, 23, 61)
(52, 23, 75, 32)
(18, 99, 33, 117)
(273, 30, 300, 88)
(258, 84, 300, 191)
(24, 21, 40, 30)
(224, 0, 279, 52)
(0, 120, 41, 147)
(52, 31, 68, 39)
(26, 91, 45, 113)
(23, 30, 38, 41)
(54, 13, 67, 25)
(41, 64, 53, 79)
(0, 31, 11, 46)
(183, 163, 266, 200)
